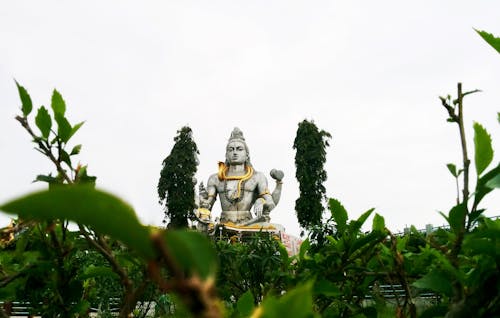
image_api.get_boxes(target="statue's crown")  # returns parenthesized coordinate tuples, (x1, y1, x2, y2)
(228, 127, 245, 143)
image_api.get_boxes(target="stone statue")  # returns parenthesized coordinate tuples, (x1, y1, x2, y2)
(199, 127, 283, 226)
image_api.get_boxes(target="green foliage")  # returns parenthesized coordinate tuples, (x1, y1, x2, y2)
(475, 29, 500, 54)
(412, 83, 500, 317)
(372, 213, 385, 232)
(329, 198, 348, 233)
(236, 290, 255, 317)
(158, 126, 199, 228)
(0, 187, 219, 286)
(446, 163, 462, 178)
(15, 81, 32, 116)
(294, 199, 394, 317)
(257, 282, 316, 318)
(2, 84, 218, 317)
(51, 89, 66, 115)
(447, 203, 467, 235)
(35, 106, 52, 139)
(1, 186, 155, 260)
(162, 230, 217, 279)
(293, 120, 331, 232)
(215, 233, 290, 306)
(4, 77, 500, 317)
(413, 270, 453, 297)
(473, 122, 494, 176)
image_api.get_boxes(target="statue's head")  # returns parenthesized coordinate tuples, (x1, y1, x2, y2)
(225, 127, 251, 166)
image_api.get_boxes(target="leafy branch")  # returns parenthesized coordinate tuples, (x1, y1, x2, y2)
(3, 82, 223, 317)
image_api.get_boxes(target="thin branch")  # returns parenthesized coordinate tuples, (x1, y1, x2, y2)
(79, 226, 132, 289)
(0, 265, 34, 288)
(457, 83, 470, 205)
(15, 116, 72, 184)
(462, 89, 481, 97)
(440, 97, 459, 123)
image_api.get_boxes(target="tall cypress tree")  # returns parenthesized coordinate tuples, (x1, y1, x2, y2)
(293, 120, 331, 232)
(158, 126, 199, 228)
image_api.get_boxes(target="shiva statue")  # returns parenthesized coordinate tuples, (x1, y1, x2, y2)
(197, 127, 283, 226)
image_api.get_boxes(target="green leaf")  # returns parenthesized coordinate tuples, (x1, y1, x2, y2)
(448, 203, 467, 235)
(349, 231, 385, 256)
(0, 186, 155, 259)
(475, 29, 500, 54)
(463, 237, 497, 255)
(51, 89, 66, 115)
(329, 198, 348, 233)
(473, 163, 500, 208)
(396, 235, 408, 252)
(162, 230, 217, 279)
(35, 106, 52, 139)
(438, 211, 449, 223)
(76, 165, 97, 185)
(60, 149, 72, 168)
(299, 238, 310, 260)
(70, 144, 82, 156)
(357, 208, 374, 227)
(69, 121, 85, 141)
(413, 270, 453, 296)
(236, 290, 255, 317)
(71, 300, 90, 316)
(15, 81, 33, 116)
(473, 122, 494, 176)
(258, 281, 315, 318)
(446, 163, 458, 177)
(54, 113, 72, 143)
(14, 232, 29, 256)
(79, 265, 120, 280)
(314, 279, 341, 297)
(486, 173, 500, 189)
(33, 174, 57, 184)
(468, 208, 485, 224)
(349, 208, 375, 234)
(372, 213, 385, 232)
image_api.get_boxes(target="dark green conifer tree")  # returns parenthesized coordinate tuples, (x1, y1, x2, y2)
(158, 126, 199, 228)
(293, 120, 331, 233)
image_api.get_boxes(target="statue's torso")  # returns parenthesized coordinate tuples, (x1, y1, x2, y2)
(206, 170, 266, 223)
(214, 176, 259, 212)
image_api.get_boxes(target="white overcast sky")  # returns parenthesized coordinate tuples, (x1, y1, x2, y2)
(1, 1, 499, 236)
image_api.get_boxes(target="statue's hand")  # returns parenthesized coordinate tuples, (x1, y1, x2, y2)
(253, 199, 264, 217)
(199, 197, 211, 209)
(270, 169, 284, 181)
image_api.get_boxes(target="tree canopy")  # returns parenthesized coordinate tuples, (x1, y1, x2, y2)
(293, 120, 331, 232)
(158, 126, 199, 228)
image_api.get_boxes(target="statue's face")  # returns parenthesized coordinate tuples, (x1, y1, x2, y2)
(226, 141, 247, 165)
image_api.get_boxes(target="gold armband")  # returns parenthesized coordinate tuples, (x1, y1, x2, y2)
(258, 198, 266, 204)
(259, 189, 270, 197)
(197, 208, 211, 217)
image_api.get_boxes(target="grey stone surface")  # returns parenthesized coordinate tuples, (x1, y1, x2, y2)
(198, 127, 283, 225)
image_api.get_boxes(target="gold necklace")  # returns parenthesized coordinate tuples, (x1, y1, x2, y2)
(217, 162, 254, 202)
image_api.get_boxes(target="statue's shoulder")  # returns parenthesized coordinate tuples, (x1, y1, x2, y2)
(251, 169, 267, 181)
(252, 169, 264, 176)
(207, 173, 219, 185)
